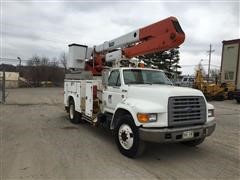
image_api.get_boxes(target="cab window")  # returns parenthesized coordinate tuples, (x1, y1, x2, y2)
(108, 70, 121, 86)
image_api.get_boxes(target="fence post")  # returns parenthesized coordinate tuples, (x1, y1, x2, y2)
(2, 70, 5, 103)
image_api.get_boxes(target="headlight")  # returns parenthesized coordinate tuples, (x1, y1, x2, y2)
(137, 113, 157, 123)
(208, 109, 214, 117)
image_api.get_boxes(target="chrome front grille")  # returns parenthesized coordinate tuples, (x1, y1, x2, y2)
(168, 96, 206, 127)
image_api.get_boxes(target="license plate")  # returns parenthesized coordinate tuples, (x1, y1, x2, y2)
(183, 130, 194, 139)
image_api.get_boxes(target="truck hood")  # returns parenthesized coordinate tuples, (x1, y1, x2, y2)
(124, 85, 205, 113)
(127, 84, 203, 97)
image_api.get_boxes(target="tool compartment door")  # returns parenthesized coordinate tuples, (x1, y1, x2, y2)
(75, 82, 81, 112)
(85, 81, 93, 117)
(64, 81, 68, 106)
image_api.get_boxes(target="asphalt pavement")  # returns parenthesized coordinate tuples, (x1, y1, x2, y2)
(0, 88, 239, 179)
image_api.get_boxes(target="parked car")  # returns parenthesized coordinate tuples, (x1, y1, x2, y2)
(175, 76, 195, 88)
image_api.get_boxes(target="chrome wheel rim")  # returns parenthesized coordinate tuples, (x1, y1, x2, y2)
(118, 124, 134, 150)
(69, 104, 74, 119)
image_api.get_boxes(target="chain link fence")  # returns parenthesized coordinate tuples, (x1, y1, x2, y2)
(0, 70, 5, 103)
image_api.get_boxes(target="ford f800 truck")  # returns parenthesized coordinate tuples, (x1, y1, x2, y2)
(64, 17, 216, 158)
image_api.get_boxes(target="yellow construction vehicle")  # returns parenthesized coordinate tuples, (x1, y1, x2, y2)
(220, 82, 236, 99)
(194, 69, 236, 100)
(194, 70, 225, 100)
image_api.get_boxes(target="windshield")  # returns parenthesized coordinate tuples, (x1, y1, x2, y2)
(123, 69, 172, 85)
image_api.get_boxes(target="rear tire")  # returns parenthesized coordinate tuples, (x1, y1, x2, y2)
(114, 114, 145, 158)
(69, 99, 82, 124)
(215, 94, 224, 101)
(182, 138, 205, 147)
(236, 99, 240, 104)
(227, 92, 234, 100)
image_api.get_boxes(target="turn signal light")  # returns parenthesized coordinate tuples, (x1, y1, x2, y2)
(137, 113, 149, 123)
(137, 113, 157, 123)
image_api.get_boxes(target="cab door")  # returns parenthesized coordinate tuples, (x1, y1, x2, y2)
(103, 70, 123, 113)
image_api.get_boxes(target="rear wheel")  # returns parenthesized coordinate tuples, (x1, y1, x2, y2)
(215, 94, 224, 101)
(236, 99, 240, 104)
(69, 99, 82, 124)
(227, 91, 234, 100)
(182, 138, 205, 147)
(114, 114, 145, 158)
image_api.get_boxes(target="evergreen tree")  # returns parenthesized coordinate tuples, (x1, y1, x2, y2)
(138, 48, 182, 77)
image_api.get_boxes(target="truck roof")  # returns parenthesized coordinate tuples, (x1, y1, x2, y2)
(111, 67, 164, 72)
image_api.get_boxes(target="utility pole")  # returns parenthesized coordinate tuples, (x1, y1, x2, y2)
(207, 44, 215, 81)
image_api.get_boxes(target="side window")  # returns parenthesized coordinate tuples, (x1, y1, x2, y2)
(116, 75, 121, 86)
(108, 70, 121, 86)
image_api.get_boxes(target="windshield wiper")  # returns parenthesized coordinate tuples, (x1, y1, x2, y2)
(153, 82, 172, 85)
(144, 82, 153, 85)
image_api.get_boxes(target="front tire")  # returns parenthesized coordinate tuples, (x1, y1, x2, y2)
(114, 114, 145, 158)
(182, 138, 205, 147)
(69, 99, 82, 124)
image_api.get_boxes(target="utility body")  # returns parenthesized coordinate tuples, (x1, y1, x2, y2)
(64, 17, 216, 157)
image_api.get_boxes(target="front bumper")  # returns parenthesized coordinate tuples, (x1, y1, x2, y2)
(139, 120, 216, 143)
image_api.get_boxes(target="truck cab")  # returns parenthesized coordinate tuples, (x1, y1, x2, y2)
(64, 67, 216, 158)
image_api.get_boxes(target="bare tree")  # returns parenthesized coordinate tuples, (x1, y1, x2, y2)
(33, 55, 41, 66)
(210, 68, 220, 78)
(27, 55, 40, 66)
(51, 57, 59, 67)
(210, 68, 220, 84)
(26, 55, 41, 86)
(41, 57, 50, 66)
(59, 52, 67, 72)
(27, 59, 34, 66)
(195, 63, 206, 76)
(24, 55, 64, 87)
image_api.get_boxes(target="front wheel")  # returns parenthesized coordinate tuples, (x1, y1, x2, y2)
(114, 114, 145, 158)
(181, 138, 205, 147)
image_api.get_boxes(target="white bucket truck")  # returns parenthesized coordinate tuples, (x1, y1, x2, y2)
(64, 17, 216, 158)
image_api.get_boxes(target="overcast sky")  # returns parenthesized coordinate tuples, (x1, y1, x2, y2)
(1, 0, 239, 74)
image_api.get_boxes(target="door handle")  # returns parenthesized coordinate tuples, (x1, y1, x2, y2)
(108, 95, 112, 104)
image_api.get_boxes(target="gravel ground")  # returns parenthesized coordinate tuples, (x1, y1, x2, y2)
(0, 87, 239, 180)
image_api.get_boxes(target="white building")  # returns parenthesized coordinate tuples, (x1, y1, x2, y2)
(0, 71, 19, 88)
